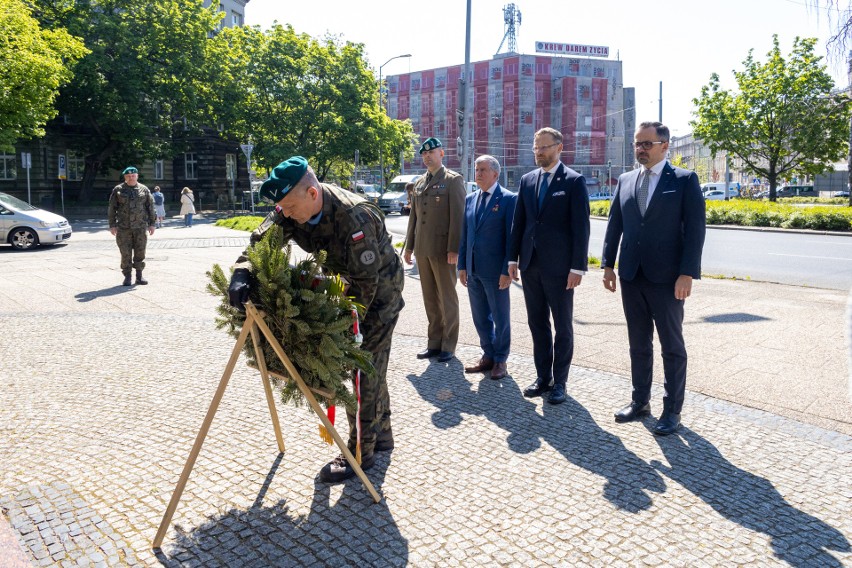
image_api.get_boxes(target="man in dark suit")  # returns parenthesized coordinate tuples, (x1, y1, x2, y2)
(602, 121, 706, 435)
(404, 137, 466, 363)
(508, 127, 591, 405)
(458, 155, 517, 380)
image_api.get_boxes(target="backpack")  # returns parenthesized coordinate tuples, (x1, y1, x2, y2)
(153, 192, 164, 205)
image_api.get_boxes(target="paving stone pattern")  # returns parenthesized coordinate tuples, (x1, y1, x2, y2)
(0, 219, 850, 566)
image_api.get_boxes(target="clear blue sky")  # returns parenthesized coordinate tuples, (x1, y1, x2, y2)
(245, 0, 845, 137)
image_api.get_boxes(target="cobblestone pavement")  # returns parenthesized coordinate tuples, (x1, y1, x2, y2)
(1, 217, 850, 567)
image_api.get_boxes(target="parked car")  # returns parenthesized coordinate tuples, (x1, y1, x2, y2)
(701, 182, 740, 197)
(587, 192, 612, 202)
(0, 192, 72, 250)
(835, 191, 850, 198)
(379, 174, 420, 215)
(352, 183, 381, 203)
(776, 185, 814, 198)
(704, 190, 727, 201)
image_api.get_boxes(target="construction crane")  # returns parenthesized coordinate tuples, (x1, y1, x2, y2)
(495, 3, 522, 55)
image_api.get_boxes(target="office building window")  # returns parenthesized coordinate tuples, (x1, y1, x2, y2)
(67, 151, 84, 181)
(226, 153, 236, 181)
(154, 159, 164, 180)
(0, 153, 16, 180)
(231, 10, 243, 27)
(185, 153, 198, 180)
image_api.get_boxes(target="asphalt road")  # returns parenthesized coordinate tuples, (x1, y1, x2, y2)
(385, 215, 852, 291)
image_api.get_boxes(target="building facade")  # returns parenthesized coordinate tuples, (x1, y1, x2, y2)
(387, 53, 634, 190)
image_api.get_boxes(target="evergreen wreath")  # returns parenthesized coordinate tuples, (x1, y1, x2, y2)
(207, 225, 374, 412)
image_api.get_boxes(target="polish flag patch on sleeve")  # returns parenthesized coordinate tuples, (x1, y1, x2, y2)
(351, 230, 365, 242)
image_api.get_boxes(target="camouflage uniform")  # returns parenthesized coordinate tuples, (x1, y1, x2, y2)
(108, 182, 156, 275)
(236, 183, 405, 456)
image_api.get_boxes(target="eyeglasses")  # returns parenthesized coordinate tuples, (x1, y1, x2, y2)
(532, 142, 560, 152)
(634, 141, 665, 150)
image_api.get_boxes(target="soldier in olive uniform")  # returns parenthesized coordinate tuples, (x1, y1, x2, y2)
(228, 156, 405, 484)
(403, 137, 466, 362)
(108, 166, 156, 286)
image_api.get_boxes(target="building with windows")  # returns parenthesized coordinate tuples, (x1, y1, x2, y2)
(1, 0, 249, 210)
(387, 53, 634, 190)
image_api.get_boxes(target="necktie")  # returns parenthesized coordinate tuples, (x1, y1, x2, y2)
(538, 172, 550, 211)
(476, 191, 489, 223)
(637, 170, 650, 216)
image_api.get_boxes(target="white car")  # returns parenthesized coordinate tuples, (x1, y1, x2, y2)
(704, 190, 727, 201)
(0, 192, 72, 250)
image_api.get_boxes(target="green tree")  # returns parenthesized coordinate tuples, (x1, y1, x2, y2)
(0, 0, 86, 151)
(691, 36, 850, 201)
(29, 0, 222, 203)
(208, 24, 415, 181)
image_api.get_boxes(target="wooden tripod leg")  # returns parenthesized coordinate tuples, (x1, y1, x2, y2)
(153, 316, 253, 548)
(245, 303, 381, 503)
(250, 322, 285, 453)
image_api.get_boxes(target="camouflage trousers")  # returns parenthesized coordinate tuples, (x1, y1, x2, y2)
(116, 228, 148, 274)
(346, 309, 399, 456)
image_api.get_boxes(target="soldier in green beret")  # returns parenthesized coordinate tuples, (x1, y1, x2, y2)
(108, 167, 156, 286)
(228, 156, 405, 483)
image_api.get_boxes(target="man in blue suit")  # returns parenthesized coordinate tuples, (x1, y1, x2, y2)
(508, 127, 591, 405)
(458, 155, 517, 380)
(602, 121, 706, 435)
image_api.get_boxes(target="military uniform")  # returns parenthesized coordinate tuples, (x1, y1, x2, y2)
(405, 165, 466, 353)
(108, 182, 156, 277)
(236, 183, 405, 456)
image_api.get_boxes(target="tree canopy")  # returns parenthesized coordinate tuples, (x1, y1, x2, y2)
(0, 0, 87, 152)
(208, 24, 416, 183)
(29, 0, 222, 202)
(691, 36, 850, 200)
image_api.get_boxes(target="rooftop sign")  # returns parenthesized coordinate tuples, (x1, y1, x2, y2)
(535, 41, 609, 58)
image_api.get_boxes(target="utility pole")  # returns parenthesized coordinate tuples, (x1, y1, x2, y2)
(659, 81, 663, 123)
(458, 0, 472, 182)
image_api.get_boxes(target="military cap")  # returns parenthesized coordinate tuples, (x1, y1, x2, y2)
(260, 156, 308, 203)
(419, 137, 443, 154)
(122, 166, 138, 175)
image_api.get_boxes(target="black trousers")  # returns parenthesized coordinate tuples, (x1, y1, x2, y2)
(620, 268, 687, 414)
(520, 255, 575, 385)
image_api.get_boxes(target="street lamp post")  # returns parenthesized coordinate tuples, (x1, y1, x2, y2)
(378, 54, 411, 192)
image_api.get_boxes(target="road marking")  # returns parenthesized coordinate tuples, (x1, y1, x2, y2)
(768, 253, 852, 261)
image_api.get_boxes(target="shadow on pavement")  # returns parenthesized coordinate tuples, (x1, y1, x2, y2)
(407, 364, 666, 513)
(157, 451, 407, 567)
(651, 427, 851, 567)
(702, 312, 772, 323)
(75, 286, 134, 301)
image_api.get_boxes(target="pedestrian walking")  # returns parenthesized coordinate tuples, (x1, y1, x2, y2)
(508, 127, 591, 405)
(152, 186, 166, 228)
(602, 121, 706, 435)
(180, 187, 196, 227)
(107, 166, 156, 286)
(228, 156, 404, 483)
(403, 137, 466, 363)
(458, 155, 517, 380)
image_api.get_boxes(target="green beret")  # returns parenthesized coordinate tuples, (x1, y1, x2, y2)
(419, 137, 442, 154)
(260, 156, 308, 203)
(122, 166, 138, 175)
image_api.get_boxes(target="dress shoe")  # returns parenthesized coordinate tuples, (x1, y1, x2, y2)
(523, 378, 553, 398)
(653, 413, 682, 436)
(547, 383, 567, 404)
(416, 348, 440, 359)
(375, 428, 394, 451)
(437, 351, 455, 363)
(319, 452, 374, 483)
(465, 357, 494, 374)
(614, 402, 652, 423)
(490, 362, 508, 380)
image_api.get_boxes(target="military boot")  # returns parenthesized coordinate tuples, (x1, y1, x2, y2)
(375, 428, 394, 451)
(319, 452, 374, 484)
(122, 272, 132, 286)
(135, 270, 148, 285)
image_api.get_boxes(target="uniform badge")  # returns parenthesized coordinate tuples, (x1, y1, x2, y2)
(351, 230, 365, 242)
(360, 250, 376, 265)
(492, 204, 499, 212)
(435, 196, 440, 203)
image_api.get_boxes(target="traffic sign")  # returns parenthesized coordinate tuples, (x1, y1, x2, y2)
(58, 154, 67, 180)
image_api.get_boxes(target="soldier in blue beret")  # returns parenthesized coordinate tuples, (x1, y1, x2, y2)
(404, 137, 467, 363)
(228, 156, 404, 483)
(108, 166, 156, 286)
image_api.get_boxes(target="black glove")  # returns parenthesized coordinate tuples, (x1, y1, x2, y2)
(228, 268, 252, 311)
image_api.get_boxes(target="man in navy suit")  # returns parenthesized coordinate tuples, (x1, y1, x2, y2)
(458, 155, 518, 380)
(508, 127, 591, 405)
(602, 121, 706, 435)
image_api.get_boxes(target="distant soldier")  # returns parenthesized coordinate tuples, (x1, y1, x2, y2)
(108, 166, 156, 286)
(228, 156, 405, 484)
